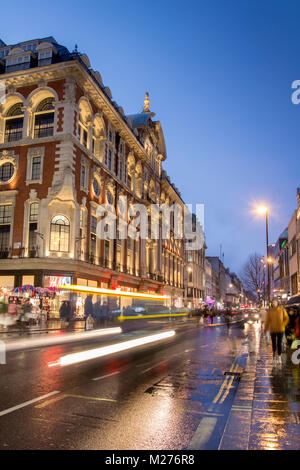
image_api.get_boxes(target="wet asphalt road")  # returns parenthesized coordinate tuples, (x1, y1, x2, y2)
(0, 317, 256, 449)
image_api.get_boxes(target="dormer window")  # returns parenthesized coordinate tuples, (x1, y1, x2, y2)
(5, 53, 31, 72)
(0, 49, 9, 59)
(23, 43, 37, 52)
(36, 42, 57, 67)
(38, 49, 53, 66)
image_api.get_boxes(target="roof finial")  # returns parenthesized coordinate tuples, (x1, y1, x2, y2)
(143, 92, 150, 113)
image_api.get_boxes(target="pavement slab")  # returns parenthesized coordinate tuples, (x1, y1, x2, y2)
(220, 327, 300, 450)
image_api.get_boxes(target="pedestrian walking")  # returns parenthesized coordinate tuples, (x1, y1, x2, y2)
(225, 307, 231, 330)
(59, 300, 71, 322)
(259, 306, 267, 326)
(265, 299, 289, 367)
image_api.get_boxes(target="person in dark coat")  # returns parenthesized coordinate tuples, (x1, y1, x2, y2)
(59, 301, 71, 321)
(93, 299, 102, 322)
(84, 295, 94, 319)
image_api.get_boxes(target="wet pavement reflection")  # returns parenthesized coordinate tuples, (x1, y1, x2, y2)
(248, 334, 300, 450)
(1, 317, 300, 449)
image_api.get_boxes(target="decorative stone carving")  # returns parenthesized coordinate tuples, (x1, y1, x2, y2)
(64, 78, 76, 102)
(0, 150, 18, 184)
(29, 189, 37, 200)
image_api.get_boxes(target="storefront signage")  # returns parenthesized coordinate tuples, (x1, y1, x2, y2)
(44, 276, 71, 288)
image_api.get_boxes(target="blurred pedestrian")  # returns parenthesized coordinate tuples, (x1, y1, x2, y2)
(225, 307, 231, 330)
(84, 295, 94, 318)
(265, 299, 289, 367)
(59, 300, 71, 321)
(259, 306, 267, 326)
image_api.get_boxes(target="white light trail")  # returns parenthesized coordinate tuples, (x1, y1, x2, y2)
(5, 327, 122, 353)
(48, 330, 176, 367)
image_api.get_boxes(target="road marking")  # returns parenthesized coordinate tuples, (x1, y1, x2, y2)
(187, 417, 218, 450)
(0, 391, 60, 417)
(219, 376, 235, 404)
(92, 371, 121, 381)
(66, 394, 117, 403)
(218, 364, 239, 404)
(141, 360, 167, 374)
(35, 394, 68, 408)
(213, 376, 230, 404)
(212, 363, 236, 404)
(231, 406, 252, 411)
(36, 393, 117, 409)
(178, 407, 224, 417)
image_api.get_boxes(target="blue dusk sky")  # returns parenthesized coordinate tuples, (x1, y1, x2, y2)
(1, 0, 300, 275)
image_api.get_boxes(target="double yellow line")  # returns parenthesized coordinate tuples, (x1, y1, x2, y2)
(213, 363, 240, 405)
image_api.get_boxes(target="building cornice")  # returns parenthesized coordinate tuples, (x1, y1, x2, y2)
(1, 61, 150, 163)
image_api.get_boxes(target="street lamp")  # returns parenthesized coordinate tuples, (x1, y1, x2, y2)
(257, 206, 271, 305)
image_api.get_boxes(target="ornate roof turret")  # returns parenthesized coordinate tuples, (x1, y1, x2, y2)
(142, 92, 151, 113)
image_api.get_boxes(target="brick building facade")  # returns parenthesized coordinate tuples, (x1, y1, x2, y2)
(0, 36, 187, 313)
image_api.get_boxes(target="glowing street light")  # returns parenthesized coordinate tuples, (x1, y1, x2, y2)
(257, 206, 267, 215)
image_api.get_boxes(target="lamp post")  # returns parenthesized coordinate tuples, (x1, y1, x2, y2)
(260, 257, 267, 307)
(257, 206, 271, 305)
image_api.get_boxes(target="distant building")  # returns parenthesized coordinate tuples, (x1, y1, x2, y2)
(224, 270, 243, 307)
(271, 229, 289, 300)
(185, 214, 206, 308)
(205, 258, 212, 299)
(206, 256, 226, 306)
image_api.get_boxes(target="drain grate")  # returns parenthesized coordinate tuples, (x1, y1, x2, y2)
(224, 371, 241, 381)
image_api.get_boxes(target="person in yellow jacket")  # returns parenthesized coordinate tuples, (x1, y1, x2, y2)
(265, 299, 289, 366)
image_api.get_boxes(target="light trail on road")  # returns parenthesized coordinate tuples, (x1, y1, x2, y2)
(48, 330, 176, 367)
(4, 327, 122, 352)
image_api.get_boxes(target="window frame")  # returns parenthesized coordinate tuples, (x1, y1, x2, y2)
(0, 162, 15, 184)
(26, 147, 44, 185)
(49, 215, 70, 253)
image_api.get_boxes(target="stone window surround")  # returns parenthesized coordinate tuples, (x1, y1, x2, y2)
(26, 146, 45, 185)
(0, 189, 18, 252)
(0, 150, 18, 185)
(23, 194, 40, 256)
(80, 155, 89, 194)
(0, 87, 60, 144)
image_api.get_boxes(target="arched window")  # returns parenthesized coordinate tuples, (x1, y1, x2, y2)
(106, 190, 114, 205)
(50, 215, 70, 252)
(34, 97, 55, 138)
(5, 103, 24, 142)
(92, 178, 101, 198)
(78, 99, 92, 149)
